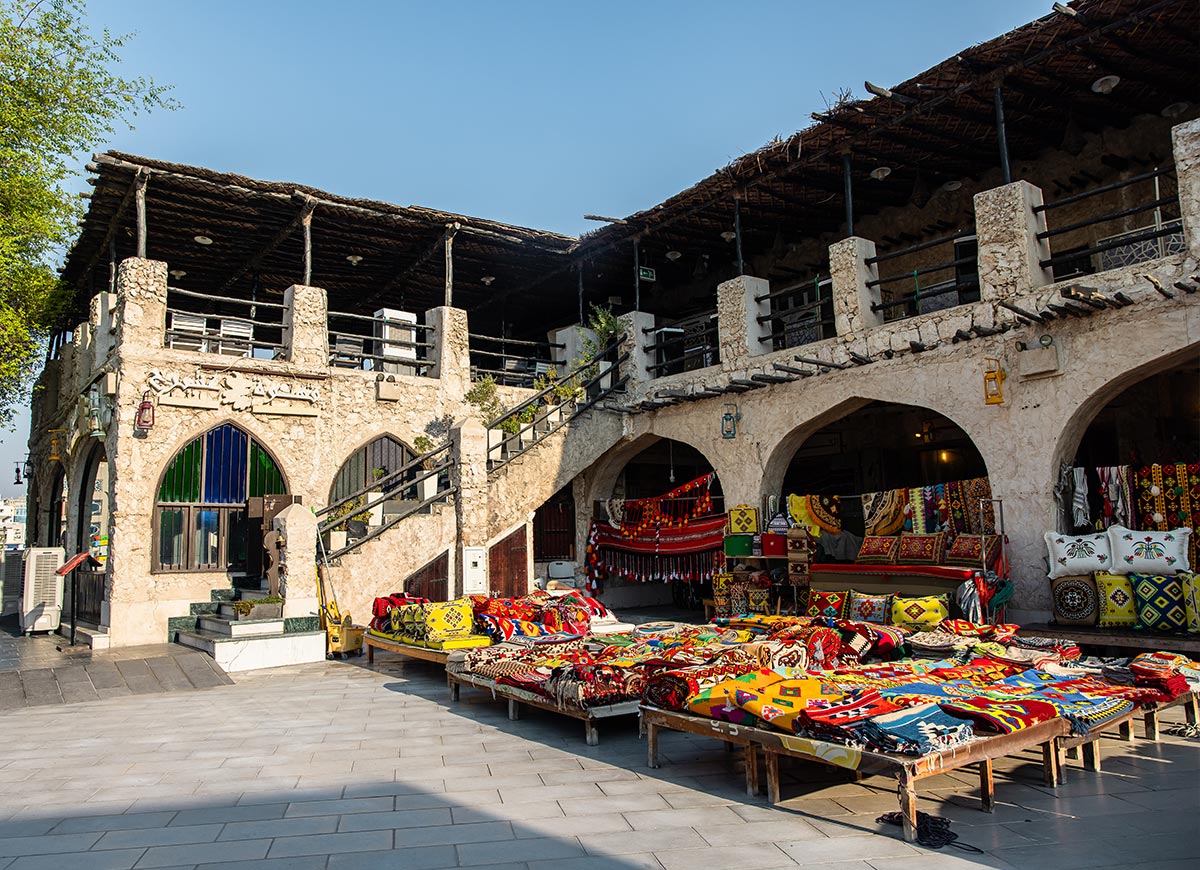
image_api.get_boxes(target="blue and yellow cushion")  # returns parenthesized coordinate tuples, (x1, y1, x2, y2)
(1130, 574, 1187, 633)
(1183, 573, 1200, 634)
(848, 591, 890, 624)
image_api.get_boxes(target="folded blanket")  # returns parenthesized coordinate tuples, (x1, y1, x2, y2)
(857, 703, 975, 755)
(939, 697, 1060, 734)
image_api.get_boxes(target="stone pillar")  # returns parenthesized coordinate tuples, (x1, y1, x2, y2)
(1172, 117, 1200, 259)
(829, 237, 883, 336)
(114, 257, 167, 349)
(548, 324, 596, 372)
(274, 504, 320, 621)
(451, 416, 489, 598)
(426, 306, 470, 398)
(973, 180, 1052, 301)
(282, 284, 329, 368)
(616, 311, 655, 388)
(716, 276, 772, 367)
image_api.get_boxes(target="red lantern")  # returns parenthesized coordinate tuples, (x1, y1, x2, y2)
(135, 391, 155, 430)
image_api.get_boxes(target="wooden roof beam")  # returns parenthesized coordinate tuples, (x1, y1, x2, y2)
(218, 194, 316, 293)
(75, 169, 145, 286)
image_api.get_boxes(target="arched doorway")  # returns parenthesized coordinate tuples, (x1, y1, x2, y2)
(777, 401, 990, 541)
(74, 443, 109, 624)
(153, 423, 287, 573)
(47, 466, 67, 550)
(325, 435, 421, 542)
(328, 435, 417, 503)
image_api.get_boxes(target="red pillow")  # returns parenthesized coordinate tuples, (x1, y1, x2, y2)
(856, 536, 900, 564)
(897, 533, 947, 566)
(806, 589, 848, 619)
(944, 534, 1002, 568)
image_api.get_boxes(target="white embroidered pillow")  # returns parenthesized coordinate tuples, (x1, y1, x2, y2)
(1106, 525, 1191, 575)
(1044, 531, 1111, 579)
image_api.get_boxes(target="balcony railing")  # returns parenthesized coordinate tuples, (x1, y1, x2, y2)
(643, 309, 720, 378)
(756, 276, 835, 350)
(1036, 165, 1183, 280)
(164, 287, 286, 358)
(469, 333, 562, 387)
(866, 228, 979, 322)
(327, 309, 435, 376)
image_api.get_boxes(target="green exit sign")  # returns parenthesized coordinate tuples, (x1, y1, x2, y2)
(638, 266, 656, 282)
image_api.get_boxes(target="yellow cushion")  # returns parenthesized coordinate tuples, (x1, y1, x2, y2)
(1095, 572, 1137, 628)
(890, 595, 949, 630)
(421, 635, 492, 650)
(425, 599, 473, 640)
(1183, 573, 1200, 634)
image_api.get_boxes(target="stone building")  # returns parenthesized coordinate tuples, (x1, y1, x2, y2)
(25, 0, 1200, 660)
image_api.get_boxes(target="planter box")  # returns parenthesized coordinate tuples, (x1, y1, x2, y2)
(234, 602, 283, 620)
(325, 530, 348, 552)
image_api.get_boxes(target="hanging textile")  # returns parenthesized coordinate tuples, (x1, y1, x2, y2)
(586, 515, 727, 589)
(961, 477, 995, 535)
(907, 489, 928, 534)
(1054, 462, 1075, 531)
(862, 489, 908, 536)
(617, 473, 715, 536)
(939, 481, 970, 541)
(1133, 463, 1200, 571)
(1096, 465, 1133, 530)
(1071, 467, 1091, 529)
(787, 493, 841, 537)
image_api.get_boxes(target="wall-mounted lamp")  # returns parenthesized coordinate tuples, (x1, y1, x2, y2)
(13, 464, 22, 486)
(22, 457, 33, 479)
(47, 429, 66, 462)
(721, 403, 741, 439)
(86, 387, 113, 440)
(983, 357, 1006, 405)
(135, 391, 156, 430)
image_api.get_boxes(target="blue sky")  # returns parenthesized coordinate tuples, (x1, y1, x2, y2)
(1, 0, 1049, 497)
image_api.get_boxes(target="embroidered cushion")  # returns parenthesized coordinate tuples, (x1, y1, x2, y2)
(890, 595, 950, 631)
(856, 535, 901, 564)
(425, 599, 473, 640)
(399, 603, 428, 640)
(806, 589, 848, 620)
(1044, 531, 1111, 579)
(848, 591, 890, 624)
(1107, 525, 1191, 575)
(1130, 574, 1187, 633)
(896, 533, 947, 565)
(945, 534, 1002, 568)
(1183, 573, 1200, 634)
(1050, 575, 1099, 627)
(1095, 572, 1137, 628)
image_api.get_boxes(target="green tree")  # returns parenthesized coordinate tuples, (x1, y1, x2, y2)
(0, 0, 175, 426)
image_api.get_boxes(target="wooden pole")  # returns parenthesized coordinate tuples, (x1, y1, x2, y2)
(577, 263, 584, 324)
(734, 197, 744, 275)
(108, 238, 116, 294)
(134, 171, 148, 258)
(994, 86, 1012, 184)
(302, 212, 313, 285)
(444, 222, 460, 307)
(842, 154, 854, 237)
(633, 240, 640, 311)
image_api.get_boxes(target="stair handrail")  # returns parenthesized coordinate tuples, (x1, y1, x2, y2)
(315, 441, 453, 520)
(324, 482, 460, 560)
(485, 333, 627, 430)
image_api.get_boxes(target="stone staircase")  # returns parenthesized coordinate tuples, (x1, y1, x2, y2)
(171, 584, 325, 673)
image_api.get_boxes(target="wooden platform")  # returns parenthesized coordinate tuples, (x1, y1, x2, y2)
(640, 705, 1069, 842)
(1018, 624, 1200, 655)
(448, 671, 641, 745)
(364, 633, 450, 665)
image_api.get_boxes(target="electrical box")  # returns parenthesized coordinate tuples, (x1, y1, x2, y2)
(462, 546, 487, 594)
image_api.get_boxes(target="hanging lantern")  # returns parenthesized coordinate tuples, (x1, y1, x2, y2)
(135, 391, 156, 430)
(983, 357, 1006, 405)
(48, 430, 63, 462)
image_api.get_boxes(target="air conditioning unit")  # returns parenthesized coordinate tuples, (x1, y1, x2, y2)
(1, 550, 24, 616)
(20, 547, 64, 634)
(373, 308, 417, 373)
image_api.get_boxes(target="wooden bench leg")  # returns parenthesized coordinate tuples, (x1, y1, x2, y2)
(1042, 741, 1061, 788)
(646, 722, 660, 769)
(723, 740, 735, 753)
(585, 721, 599, 746)
(508, 698, 520, 721)
(449, 679, 460, 702)
(1145, 708, 1160, 742)
(1185, 694, 1199, 726)
(979, 758, 995, 812)
(367, 643, 375, 663)
(744, 743, 760, 797)
(1082, 739, 1101, 772)
(1065, 746, 1080, 760)
(897, 771, 918, 843)
(1119, 719, 1134, 742)
(765, 750, 781, 805)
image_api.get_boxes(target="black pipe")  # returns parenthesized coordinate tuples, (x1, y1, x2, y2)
(842, 154, 854, 236)
(994, 86, 1012, 184)
(734, 198, 744, 275)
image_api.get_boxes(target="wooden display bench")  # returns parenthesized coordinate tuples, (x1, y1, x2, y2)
(641, 705, 1069, 843)
(364, 633, 451, 665)
(448, 671, 640, 745)
(1018, 624, 1200, 656)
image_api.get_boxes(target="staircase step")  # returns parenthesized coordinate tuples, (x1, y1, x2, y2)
(189, 602, 220, 616)
(199, 615, 285, 637)
(174, 628, 326, 672)
(232, 575, 266, 591)
(209, 588, 237, 602)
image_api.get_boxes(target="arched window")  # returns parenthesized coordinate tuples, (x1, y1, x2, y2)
(329, 435, 416, 504)
(154, 424, 286, 572)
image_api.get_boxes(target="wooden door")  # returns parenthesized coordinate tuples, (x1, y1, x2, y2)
(404, 551, 449, 602)
(488, 527, 528, 598)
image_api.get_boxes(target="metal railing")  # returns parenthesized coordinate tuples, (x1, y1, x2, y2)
(316, 442, 456, 560)
(643, 310, 719, 377)
(327, 310, 435, 376)
(865, 228, 979, 321)
(487, 334, 628, 471)
(469, 333, 564, 387)
(1035, 166, 1183, 276)
(164, 287, 287, 358)
(755, 276, 835, 350)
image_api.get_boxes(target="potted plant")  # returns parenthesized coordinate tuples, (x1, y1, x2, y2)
(365, 467, 387, 526)
(229, 595, 283, 620)
(411, 435, 440, 501)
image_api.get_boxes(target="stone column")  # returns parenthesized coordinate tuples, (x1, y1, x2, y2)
(616, 311, 655, 389)
(451, 416, 489, 598)
(973, 180, 1052, 301)
(1172, 117, 1200, 259)
(829, 237, 883, 336)
(282, 284, 329, 369)
(547, 324, 596, 372)
(426, 306, 470, 399)
(114, 257, 168, 349)
(274, 504, 320, 621)
(716, 276, 772, 367)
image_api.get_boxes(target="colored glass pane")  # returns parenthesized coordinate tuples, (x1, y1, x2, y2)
(203, 424, 248, 504)
(248, 442, 284, 497)
(158, 438, 201, 502)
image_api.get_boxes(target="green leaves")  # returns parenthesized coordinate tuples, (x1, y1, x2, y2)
(0, 0, 176, 427)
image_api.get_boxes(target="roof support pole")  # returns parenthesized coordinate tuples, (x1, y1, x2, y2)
(134, 171, 148, 258)
(994, 86, 1012, 184)
(633, 239, 640, 311)
(577, 262, 584, 324)
(734, 197, 744, 275)
(842, 154, 855, 237)
(444, 223, 459, 307)
(108, 237, 116, 294)
(302, 212, 313, 285)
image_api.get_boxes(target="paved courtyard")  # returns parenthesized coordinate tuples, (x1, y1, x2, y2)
(0, 653, 1197, 870)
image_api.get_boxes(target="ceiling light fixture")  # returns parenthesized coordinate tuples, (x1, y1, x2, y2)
(941, 180, 963, 192)
(193, 235, 213, 245)
(869, 166, 892, 180)
(480, 275, 495, 286)
(1161, 102, 1190, 118)
(720, 231, 736, 242)
(665, 251, 682, 262)
(169, 269, 187, 280)
(345, 255, 363, 266)
(1090, 75, 1120, 95)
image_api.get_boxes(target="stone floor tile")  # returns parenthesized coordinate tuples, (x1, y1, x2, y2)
(655, 843, 796, 870)
(0, 832, 103, 857)
(775, 833, 921, 864)
(93, 824, 223, 850)
(578, 825, 707, 856)
(282, 797, 392, 818)
(698, 817, 827, 846)
(170, 804, 288, 827)
(558, 794, 672, 816)
(326, 845, 459, 870)
(134, 839, 271, 868)
(266, 829, 392, 858)
(8, 848, 147, 870)
(457, 835, 585, 866)
(526, 856, 662, 870)
(393, 820, 514, 848)
(335, 808, 454, 832)
(218, 815, 340, 840)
